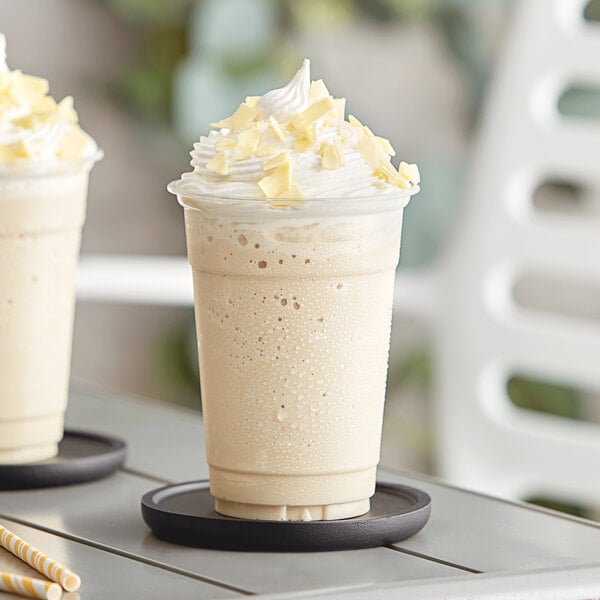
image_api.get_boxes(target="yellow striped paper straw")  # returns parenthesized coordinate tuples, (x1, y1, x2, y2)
(0, 572, 62, 600)
(0, 525, 80, 592)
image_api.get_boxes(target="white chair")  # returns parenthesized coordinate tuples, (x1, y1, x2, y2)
(77, 0, 600, 507)
(393, 0, 600, 506)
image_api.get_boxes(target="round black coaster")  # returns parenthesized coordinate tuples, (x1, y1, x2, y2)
(141, 480, 431, 552)
(0, 430, 127, 491)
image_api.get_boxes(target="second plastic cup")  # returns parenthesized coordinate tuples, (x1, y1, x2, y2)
(0, 159, 99, 463)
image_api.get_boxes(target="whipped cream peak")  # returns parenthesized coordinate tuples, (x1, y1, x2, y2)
(257, 58, 311, 123)
(0, 33, 98, 165)
(172, 59, 419, 200)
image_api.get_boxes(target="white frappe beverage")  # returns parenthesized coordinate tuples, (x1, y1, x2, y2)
(0, 170, 92, 463)
(170, 60, 419, 520)
(0, 35, 100, 463)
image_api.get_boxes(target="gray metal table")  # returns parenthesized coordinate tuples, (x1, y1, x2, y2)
(0, 386, 599, 599)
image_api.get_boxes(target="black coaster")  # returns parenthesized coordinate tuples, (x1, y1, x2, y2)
(141, 480, 431, 552)
(0, 430, 127, 491)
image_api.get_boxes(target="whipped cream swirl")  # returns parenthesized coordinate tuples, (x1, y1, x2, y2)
(0, 33, 98, 165)
(171, 59, 419, 199)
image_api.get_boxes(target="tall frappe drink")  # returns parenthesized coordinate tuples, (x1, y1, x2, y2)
(0, 35, 100, 463)
(170, 60, 419, 520)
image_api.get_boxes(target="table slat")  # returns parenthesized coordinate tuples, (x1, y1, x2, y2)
(0, 518, 237, 599)
(253, 564, 600, 600)
(381, 469, 600, 572)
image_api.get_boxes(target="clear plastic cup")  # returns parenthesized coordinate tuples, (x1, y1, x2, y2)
(169, 186, 417, 520)
(0, 156, 101, 463)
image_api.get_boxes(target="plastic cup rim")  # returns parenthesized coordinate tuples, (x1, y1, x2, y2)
(167, 179, 419, 210)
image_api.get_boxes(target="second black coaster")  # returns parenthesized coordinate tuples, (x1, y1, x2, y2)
(142, 480, 431, 552)
(0, 430, 127, 491)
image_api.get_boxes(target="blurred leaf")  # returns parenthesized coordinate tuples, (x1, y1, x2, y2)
(114, 26, 188, 121)
(433, 6, 488, 125)
(526, 496, 587, 519)
(101, 0, 191, 26)
(286, 0, 356, 28)
(388, 347, 432, 392)
(507, 376, 581, 420)
(368, 0, 485, 20)
(356, 0, 399, 21)
(584, 0, 600, 21)
(221, 53, 273, 79)
(152, 324, 200, 408)
(117, 65, 168, 117)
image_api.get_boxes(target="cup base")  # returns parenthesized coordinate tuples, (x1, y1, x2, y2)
(0, 413, 63, 464)
(0, 443, 58, 465)
(0, 431, 126, 490)
(214, 497, 370, 521)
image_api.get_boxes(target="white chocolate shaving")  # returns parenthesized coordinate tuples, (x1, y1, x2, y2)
(233, 126, 262, 161)
(268, 115, 286, 141)
(309, 79, 330, 102)
(263, 152, 288, 170)
(216, 136, 236, 151)
(399, 161, 420, 185)
(206, 151, 230, 175)
(258, 160, 291, 197)
(211, 102, 261, 130)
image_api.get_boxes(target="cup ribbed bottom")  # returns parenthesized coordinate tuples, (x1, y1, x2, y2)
(215, 497, 370, 521)
(0, 443, 58, 464)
